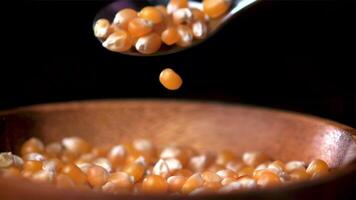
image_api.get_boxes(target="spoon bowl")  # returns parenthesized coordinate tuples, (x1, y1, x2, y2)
(93, 0, 260, 56)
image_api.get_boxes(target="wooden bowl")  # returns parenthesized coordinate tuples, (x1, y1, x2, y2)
(0, 100, 355, 200)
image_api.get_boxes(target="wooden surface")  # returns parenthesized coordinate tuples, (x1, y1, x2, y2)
(0, 99, 355, 199)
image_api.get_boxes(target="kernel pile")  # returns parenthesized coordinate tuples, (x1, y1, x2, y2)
(94, 0, 232, 55)
(0, 137, 330, 195)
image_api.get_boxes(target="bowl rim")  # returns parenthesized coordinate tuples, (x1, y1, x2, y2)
(0, 99, 355, 199)
(0, 98, 354, 128)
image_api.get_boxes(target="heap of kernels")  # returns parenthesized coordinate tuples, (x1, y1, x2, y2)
(94, 0, 232, 55)
(0, 137, 330, 195)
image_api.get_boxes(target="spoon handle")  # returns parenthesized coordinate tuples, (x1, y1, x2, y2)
(224, 0, 259, 23)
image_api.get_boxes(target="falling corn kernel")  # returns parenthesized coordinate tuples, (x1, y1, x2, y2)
(159, 68, 183, 90)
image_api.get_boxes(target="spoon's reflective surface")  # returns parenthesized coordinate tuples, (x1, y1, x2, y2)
(94, 0, 259, 56)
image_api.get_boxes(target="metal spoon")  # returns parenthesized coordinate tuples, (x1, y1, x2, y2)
(93, 0, 260, 56)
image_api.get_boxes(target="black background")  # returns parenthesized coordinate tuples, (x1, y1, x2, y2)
(2, 0, 356, 127)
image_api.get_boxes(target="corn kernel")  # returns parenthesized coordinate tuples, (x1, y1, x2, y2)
(242, 151, 270, 167)
(226, 160, 245, 172)
(216, 150, 237, 166)
(221, 177, 236, 186)
(170, 0, 188, 8)
(128, 18, 154, 38)
(93, 18, 112, 39)
(139, 7, 163, 24)
(123, 162, 145, 182)
(167, 0, 189, 14)
(181, 173, 204, 194)
(23, 152, 46, 162)
(174, 169, 193, 177)
(21, 138, 44, 156)
(306, 159, 329, 178)
(153, 159, 170, 178)
(91, 146, 109, 158)
(285, 161, 306, 172)
(135, 33, 162, 54)
(219, 176, 256, 193)
(45, 142, 63, 158)
(62, 137, 91, 155)
(161, 27, 180, 46)
(203, 181, 222, 191)
(56, 173, 75, 188)
(23, 160, 42, 173)
(108, 145, 126, 168)
(31, 170, 54, 183)
(142, 175, 169, 194)
(43, 158, 63, 173)
(159, 68, 183, 90)
(203, 0, 231, 19)
(0, 167, 21, 178)
(103, 29, 133, 53)
(191, 8, 206, 22)
(160, 146, 190, 166)
(61, 164, 87, 185)
(216, 169, 238, 179)
(173, 8, 193, 25)
(0, 152, 23, 168)
(113, 9, 138, 29)
(167, 175, 187, 193)
(192, 21, 208, 39)
(176, 25, 193, 47)
(237, 166, 254, 177)
(87, 165, 109, 188)
(257, 171, 281, 188)
(290, 169, 310, 182)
